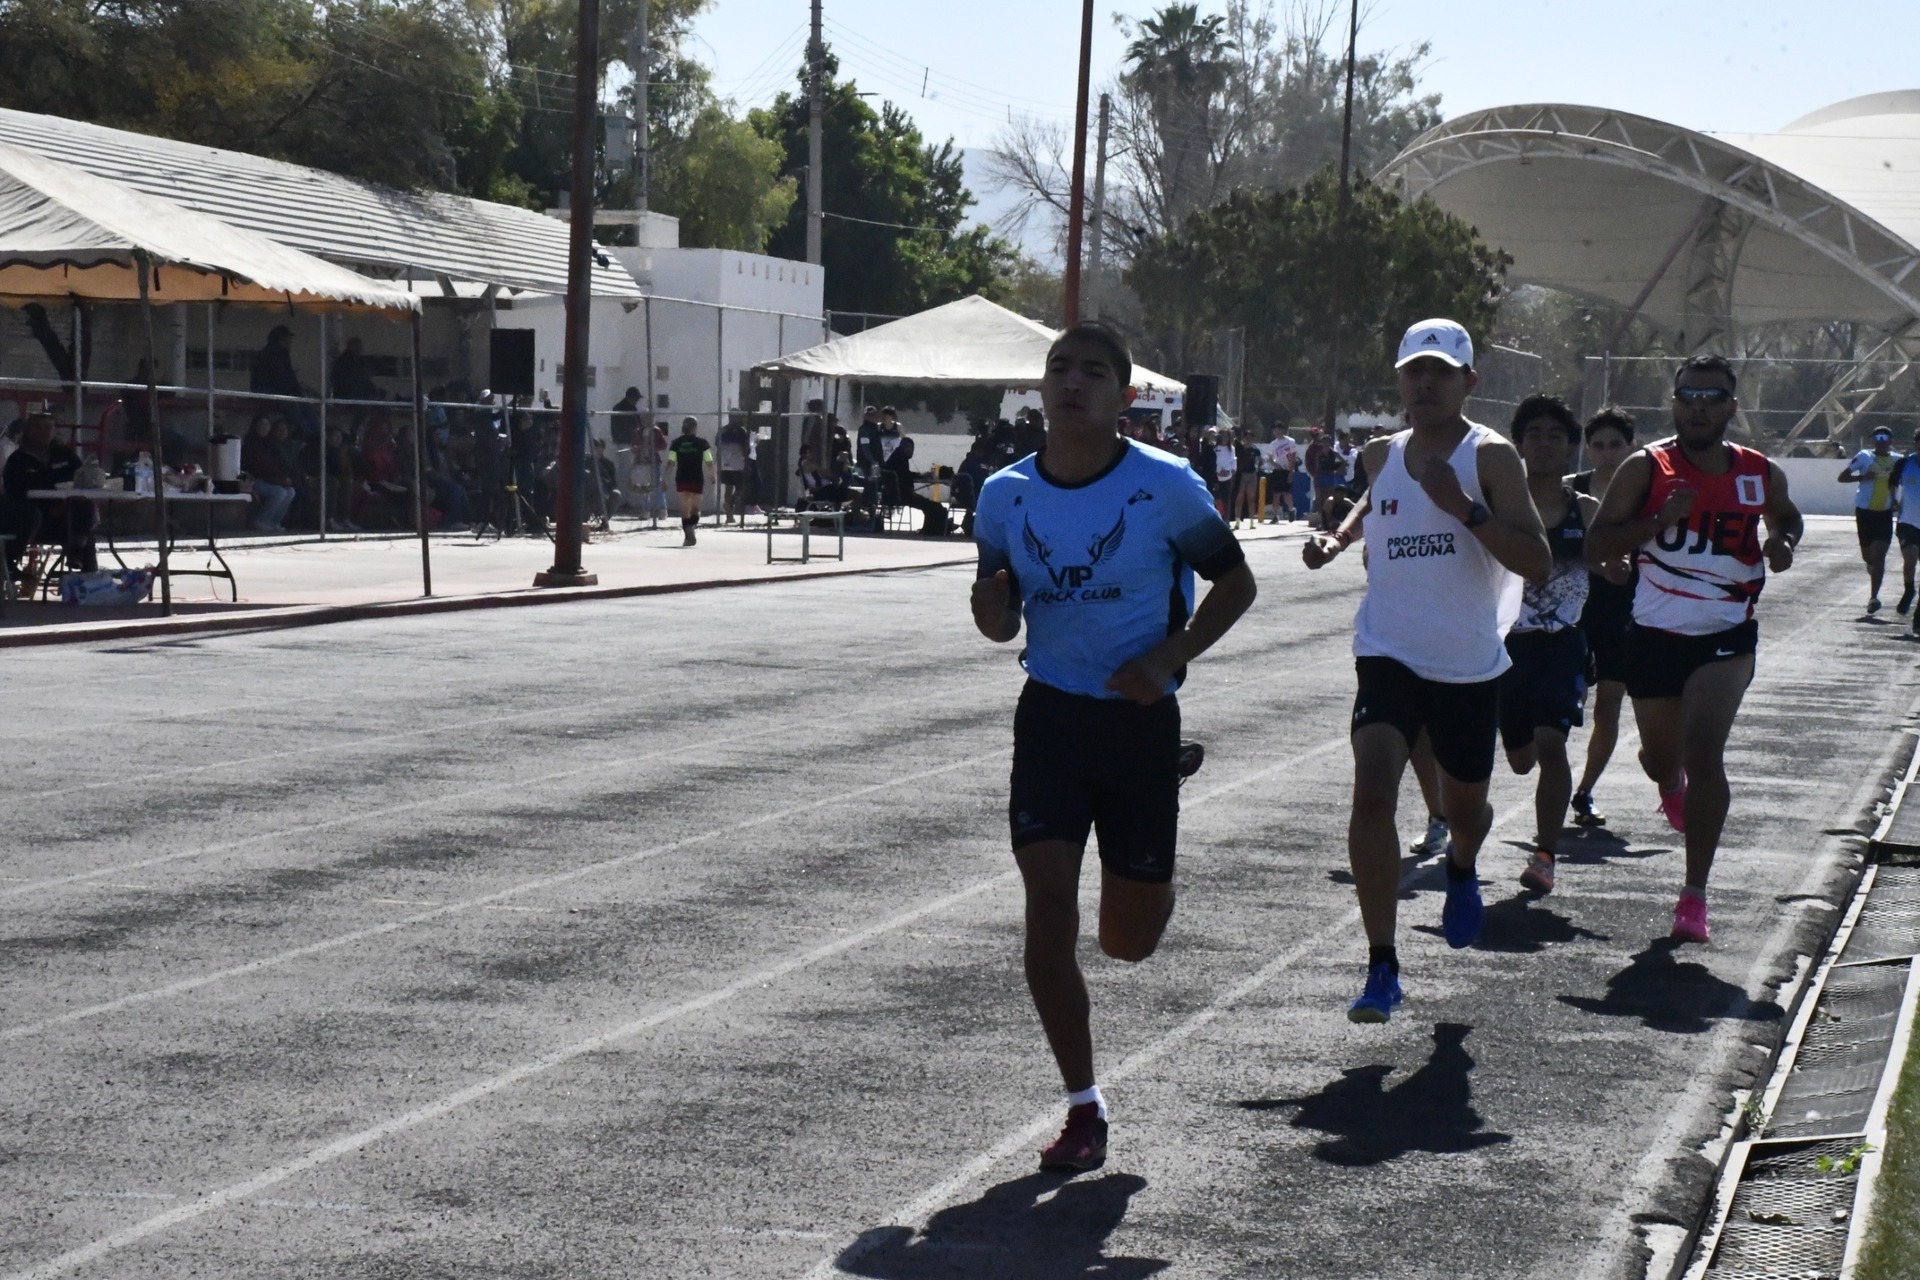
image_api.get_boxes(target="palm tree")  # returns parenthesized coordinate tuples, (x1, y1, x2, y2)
(1119, 4, 1242, 226)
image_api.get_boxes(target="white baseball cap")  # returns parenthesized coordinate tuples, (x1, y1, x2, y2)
(1395, 318, 1475, 370)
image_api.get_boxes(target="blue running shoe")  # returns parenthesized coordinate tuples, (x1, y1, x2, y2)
(1441, 845, 1483, 949)
(1347, 962, 1403, 1023)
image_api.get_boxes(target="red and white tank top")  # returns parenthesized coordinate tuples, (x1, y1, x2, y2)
(1633, 439, 1770, 635)
(1354, 422, 1519, 683)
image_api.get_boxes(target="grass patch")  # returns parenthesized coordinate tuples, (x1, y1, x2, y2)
(1856, 993, 1920, 1280)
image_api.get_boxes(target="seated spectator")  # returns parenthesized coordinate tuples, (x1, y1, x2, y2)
(955, 432, 999, 537)
(252, 325, 318, 439)
(879, 422, 949, 536)
(240, 415, 296, 533)
(354, 415, 411, 529)
(324, 425, 360, 532)
(423, 418, 472, 532)
(3, 412, 95, 574)
(268, 418, 317, 530)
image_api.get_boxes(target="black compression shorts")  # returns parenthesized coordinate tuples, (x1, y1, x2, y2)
(1900, 522, 1920, 550)
(1351, 657, 1499, 785)
(1009, 680, 1180, 884)
(1857, 508, 1894, 551)
(1498, 629, 1588, 751)
(1625, 619, 1757, 701)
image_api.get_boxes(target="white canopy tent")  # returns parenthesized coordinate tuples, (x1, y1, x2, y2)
(0, 141, 422, 610)
(759, 294, 1187, 399)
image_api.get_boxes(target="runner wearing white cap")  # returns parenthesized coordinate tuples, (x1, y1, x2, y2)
(1304, 318, 1550, 1022)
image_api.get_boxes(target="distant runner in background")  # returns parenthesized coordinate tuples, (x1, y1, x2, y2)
(1587, 356, 1803, 944)
(1569, 407, 1639, 827)
(1838, 426, 1901, 613)
(667, 417, 714, 547)
(716, 416, 752, 526)
(1897, 426, 1920, 624)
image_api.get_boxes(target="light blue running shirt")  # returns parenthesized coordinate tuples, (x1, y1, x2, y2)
(1899, 454, 1920, 531)
(975, 440, 1244, 699)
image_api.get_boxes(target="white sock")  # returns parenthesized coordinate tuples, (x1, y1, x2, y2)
(1067, 1085, 1107, 1119)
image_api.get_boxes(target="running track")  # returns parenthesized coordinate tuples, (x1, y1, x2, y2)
(1, 515, 1912, 1279)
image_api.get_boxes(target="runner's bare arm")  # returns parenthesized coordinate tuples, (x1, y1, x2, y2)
(1574, 491, 1630, 585)
(1762, 460, 1804, 572)
(1302, 437, 1386, 569)
(1460, 436, 1551, 582)
(1105, 561, 1257, 704)
(1586, 451, 1672, 565)
(971, 568, 1022, 642)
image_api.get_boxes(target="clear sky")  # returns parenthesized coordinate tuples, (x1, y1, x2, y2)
(690, 0, 1920, 149)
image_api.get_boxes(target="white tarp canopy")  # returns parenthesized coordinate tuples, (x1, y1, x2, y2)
(759, 294, 1186, 398)
(0, 140, 418, 311)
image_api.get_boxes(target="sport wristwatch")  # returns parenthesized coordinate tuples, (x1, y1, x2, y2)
(1463, 501, 1491, 529)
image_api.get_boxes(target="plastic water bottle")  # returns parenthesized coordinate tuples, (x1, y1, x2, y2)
(134, 452, 154, 496)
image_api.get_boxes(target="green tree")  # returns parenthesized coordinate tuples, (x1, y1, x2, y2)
(0, 0, 508, 192)
(754, 55, 1014, 317)
(650, 103, 795, 251)
(1126, 171, 1509, 421)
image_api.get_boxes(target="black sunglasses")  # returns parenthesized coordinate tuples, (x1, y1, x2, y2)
(1673, 386, 1734, 405)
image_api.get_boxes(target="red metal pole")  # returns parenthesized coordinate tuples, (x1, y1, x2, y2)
(1061, 0, 1094, 326)
(537, 0, 601, 587)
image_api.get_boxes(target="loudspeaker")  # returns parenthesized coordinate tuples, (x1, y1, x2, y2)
(489, 329, 536, 399)
(1184, 374, 1220, 427)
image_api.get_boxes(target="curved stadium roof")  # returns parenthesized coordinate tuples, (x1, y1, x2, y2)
(1376, 93, 1920, 348)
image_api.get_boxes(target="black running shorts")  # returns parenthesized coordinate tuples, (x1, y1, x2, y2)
(1899, 522, 1920, 550)
(1498, 629, 1588, 752)
(1624, 619, 1758, 701)
(1857, 508, 1894, 551)
(720, 469, 745, 488)
(1351, 657, 1499, 785)
(1009, 679, 1180, 884)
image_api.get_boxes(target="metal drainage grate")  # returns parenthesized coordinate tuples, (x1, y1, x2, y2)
(1840, 867, 1920, 965)
(1702, 1141, 1860, 1279)
(1766, 964, 1908, 1141)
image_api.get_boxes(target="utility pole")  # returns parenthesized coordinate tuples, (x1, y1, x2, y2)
(1085, 92, 1111, 316)
(535, 0, 602, 587)
(1320, 0, 1360, 435)
(806, 0, 824, 265)
(1061, 0, 1094, 325)
(629, 0, 649, 211)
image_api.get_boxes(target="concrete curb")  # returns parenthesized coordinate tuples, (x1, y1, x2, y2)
(0, 555, 977, 649)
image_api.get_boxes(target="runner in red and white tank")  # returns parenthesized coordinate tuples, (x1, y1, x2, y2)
(1586, 355, 1803, 944)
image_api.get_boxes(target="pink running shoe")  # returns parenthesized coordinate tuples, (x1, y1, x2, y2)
(1672, 892, 1710, 944)
(1658, 774, 1688, 834)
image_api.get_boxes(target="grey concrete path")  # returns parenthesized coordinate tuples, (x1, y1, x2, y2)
(0, 514, 1912, 1280)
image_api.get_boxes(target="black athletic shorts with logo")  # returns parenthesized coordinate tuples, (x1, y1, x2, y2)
(1857, 508, 1894, 551)
(1009, 679, 1180, 884)
(1352, 657, 1499, 785)
(1898, 522, 1920, 550)
(1625, 619, 1758, 700)
(1498, 629, 1588, 752)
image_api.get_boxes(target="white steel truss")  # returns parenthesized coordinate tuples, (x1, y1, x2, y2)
(1379, 104, 1920, 336)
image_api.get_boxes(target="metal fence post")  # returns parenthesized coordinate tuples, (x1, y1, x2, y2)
(317, 312, 329, 539)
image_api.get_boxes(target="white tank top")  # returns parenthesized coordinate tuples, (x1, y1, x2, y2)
(1353, 422, 1519, 683)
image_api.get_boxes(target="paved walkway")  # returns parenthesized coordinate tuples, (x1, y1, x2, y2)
(0, 515, 1303, 645)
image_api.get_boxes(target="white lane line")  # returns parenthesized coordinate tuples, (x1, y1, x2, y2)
(0, 736, 1359, 1280)
(0, 870, 1026, 1280)
(799, 796, 1532, 1280)
(0, 680, 1003, 902)
(0, 748, 1006, 1043)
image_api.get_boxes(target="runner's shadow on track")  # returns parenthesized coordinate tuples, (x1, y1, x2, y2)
(1237, 1022, 1510, 1167)
(1327, 851, 1432, 898)
(833, 1172, 1167, 1279)
(1511, 831, 1665, 867)
(1558, 938, 1783, 1034)
(1410, 891, 1610, 954)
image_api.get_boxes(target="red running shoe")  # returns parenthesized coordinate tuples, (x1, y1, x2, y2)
(1038, 1102, 1108, 1173)
(1658, 774, 1688, 834)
